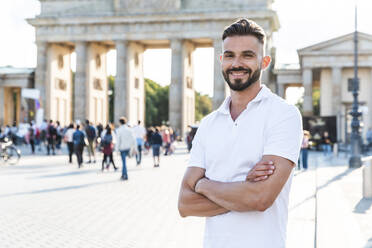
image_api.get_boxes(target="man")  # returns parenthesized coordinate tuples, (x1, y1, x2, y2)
(84, 119, 97, 163)
(116, 117, 137, 180)
(46, 120, 56, 155)
(132, 120, 146, 165)
(178, 19, 303, 248)
(73, 124, 85, 168)
(150, 127, 163, 167)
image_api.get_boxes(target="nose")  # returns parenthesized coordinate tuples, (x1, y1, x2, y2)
(231, 56, 244, 68)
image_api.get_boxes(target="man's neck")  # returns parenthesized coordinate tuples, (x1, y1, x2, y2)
(229, 81, 262, 121)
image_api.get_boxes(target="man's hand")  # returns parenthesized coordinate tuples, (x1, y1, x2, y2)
(178, 167, 229, 217)
(246, 160, 275, 182)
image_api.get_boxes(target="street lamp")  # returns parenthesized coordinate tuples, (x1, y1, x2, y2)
(349, 5, 362, 168)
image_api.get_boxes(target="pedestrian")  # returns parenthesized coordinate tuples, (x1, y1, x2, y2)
(301, 130, 310, 170)
(151, 127, 163, 167)
(39, 119, 48, 151)
(321, 131, 332, 156)
(101, 126, 118, 171)
(144, 127, 154, 155)
(46, 120, 56, 155)
(28, 122, 36, 154)
(178, 19, 303, 248)
(96, 123, 103, 146)
(116, 117, 137, 181)
(132, 120, 146, 165)
(55, 121, 63, 153)
(10, 122, 18, 145)
(162, 127, 171, 156)
(64, 123, 75, 164)
(73, 124, 85, 168)
(85, 120, 97, 163)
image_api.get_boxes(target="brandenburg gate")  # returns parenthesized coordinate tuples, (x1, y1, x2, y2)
(28, 0, 279, 134)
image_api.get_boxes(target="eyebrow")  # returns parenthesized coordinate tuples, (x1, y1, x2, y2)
(223, 50, 257, 56)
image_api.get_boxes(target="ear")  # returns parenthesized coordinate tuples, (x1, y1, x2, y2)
(261, 56, 271, 70)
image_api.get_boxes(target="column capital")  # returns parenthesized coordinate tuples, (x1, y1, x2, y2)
(114, 40, 129, 46)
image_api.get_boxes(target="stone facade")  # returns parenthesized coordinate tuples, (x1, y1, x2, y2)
(28, 0, 279, 134)
(0, 68, 34, 125)
(275, 32, 372, 143)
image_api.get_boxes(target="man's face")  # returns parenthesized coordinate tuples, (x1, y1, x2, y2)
(221, 35, 266, 91)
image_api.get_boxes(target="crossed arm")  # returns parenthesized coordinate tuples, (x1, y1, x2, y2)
(178, 155, 294, 217)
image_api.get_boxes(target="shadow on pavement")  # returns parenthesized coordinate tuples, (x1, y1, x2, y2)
(353, 198, 372, 214)
(290, 168, 353, 211)
(30, 170, 98, 179)
(0, 179, 119, 198)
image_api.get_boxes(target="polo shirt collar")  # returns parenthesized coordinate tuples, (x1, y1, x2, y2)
(217, 84, 271, 115)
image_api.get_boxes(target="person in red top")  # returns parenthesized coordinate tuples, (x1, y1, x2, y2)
(101, 127, 118, 171)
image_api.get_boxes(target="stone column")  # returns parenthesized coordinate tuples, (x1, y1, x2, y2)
(302, 68, 313, 116)
(114, 40, 129, 124)
(74, 41, 88, 122)
(169, 39, 183, 134)
(213, 38, 226, 110)
(332, 67, 342, 141)
(331, 67, 342, 114)
(277, 83, 285, 98)
(35, 41, 48, 117)
(0, 87, 4, 125)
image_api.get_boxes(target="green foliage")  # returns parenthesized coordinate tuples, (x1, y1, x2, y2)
(145, 78, 169, 127)
(312, 87, 320, 116)
(108, 75, 115, 123)
(195, 91, 212, 121)
(107, 77, 212, 127)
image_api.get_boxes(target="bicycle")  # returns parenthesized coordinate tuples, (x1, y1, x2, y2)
(0, 137, 21, 165)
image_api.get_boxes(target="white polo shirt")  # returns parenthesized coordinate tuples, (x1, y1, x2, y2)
(188, 85, 303, 248)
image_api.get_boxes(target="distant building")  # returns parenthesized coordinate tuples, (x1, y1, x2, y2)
(0, 67, 34, 125)
(275, 32, 372, 143)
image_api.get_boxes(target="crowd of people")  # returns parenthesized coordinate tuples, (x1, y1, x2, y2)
(0, 118, 178, 181)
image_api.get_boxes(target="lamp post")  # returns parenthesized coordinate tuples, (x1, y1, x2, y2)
(349, 5, 362, 168)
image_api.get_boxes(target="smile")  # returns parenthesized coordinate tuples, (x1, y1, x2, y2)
(230, 71, 248, 76)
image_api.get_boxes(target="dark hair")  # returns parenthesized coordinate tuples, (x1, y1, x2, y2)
(119, 117, 127, 125)
(68, 123, 74, 129)
(85, 119, 89, 125)
(76, 124, 80, 129)
(222, 18, 266, 44)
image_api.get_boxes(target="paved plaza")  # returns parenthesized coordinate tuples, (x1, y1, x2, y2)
(1, 144, 372, 248)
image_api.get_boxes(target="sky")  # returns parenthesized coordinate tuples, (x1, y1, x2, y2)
(1, 0, 371, 100)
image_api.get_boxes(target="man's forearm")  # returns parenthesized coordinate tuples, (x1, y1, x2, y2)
(178, 187, 229, 217)
(195, 178, 263, 212)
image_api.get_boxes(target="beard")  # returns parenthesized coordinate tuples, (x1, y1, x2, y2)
(222, 66, 261, 91)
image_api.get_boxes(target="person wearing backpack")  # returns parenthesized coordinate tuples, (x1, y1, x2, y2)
(101, 126, 117, 171)
(85, 120, 97, 163)
(73, 124, 86, 168)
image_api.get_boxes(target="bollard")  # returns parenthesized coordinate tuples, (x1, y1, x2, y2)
(333, 143, 338, 157)
(363, 159, 372, 199)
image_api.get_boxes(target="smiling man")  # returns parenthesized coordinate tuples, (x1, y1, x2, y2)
(178, 19, 303, 248)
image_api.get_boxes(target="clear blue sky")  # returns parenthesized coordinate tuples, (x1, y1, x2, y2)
(1, 0, 371, 98)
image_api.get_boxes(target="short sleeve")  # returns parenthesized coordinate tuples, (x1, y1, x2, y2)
(263, 107, 303, 165)
(188, 124, 206, 169)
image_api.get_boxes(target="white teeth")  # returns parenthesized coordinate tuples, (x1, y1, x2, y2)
(231, 71, 246, 76)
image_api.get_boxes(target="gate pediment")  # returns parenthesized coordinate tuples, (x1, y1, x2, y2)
(298, 32, 372, 55)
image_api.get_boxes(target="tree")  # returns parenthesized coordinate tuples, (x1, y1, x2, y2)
(145, 78, 169, 127)
(108, 75, 115, 122)
(108, 77, 212, 127)
(195, 92, 212, 121)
